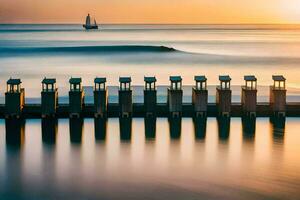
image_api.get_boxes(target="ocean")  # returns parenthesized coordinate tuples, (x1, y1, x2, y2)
(0, 24, 300, 99)
(0, 24, 300, 199)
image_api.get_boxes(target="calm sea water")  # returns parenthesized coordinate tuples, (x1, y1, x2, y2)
(0, 24, 300, 199)
(0, 118, 300, 199)
(0, 24, 300, 96)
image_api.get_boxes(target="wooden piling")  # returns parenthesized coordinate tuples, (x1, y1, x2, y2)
(192, 76, 208, 117)
(270, 75, 286, 117)
(241, 75, 257, 117)
(69, 77, 84, 118)
(94, 77, 107, 118)
(167, 76, 183, 118)
(41, 78, 58, 118)
(144, 76, 157, 117)
(119, 77, 132, 118)
(216, 75, 232, 117)
(5, 78, 25, 119)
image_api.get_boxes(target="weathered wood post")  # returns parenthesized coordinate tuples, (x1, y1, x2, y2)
(192, 75, 208, 118)
(216, 75, 231, 117)
(5, 78, 25, 119)
(167, 76, 183, 118)
(270, 75, 286, 117)
(69, 77, 84, 118)
(41, 78, 58, 118)
(241, 75, 257, 117)
(118, 77, 132, 118)
(94, 77, 107, 118)
(144, 76, 157, 117)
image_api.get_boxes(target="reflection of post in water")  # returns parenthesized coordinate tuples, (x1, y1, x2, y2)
(119, 117, 132, 140)
(193, 117, 207, 139)
(270, 116, 286, 141)
(69, 118, 84, 143)
(42, 118, 57, 144)
(94, 118, 107, 140)
(5, 118, 25, 147)
(217, 116, 230, 140)
(145, 116, 156, 139)
(168, 117, 182, 139)
(242, 116, 256, 140)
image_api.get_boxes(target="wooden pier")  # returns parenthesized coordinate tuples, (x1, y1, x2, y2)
(1, 75, 300, 119)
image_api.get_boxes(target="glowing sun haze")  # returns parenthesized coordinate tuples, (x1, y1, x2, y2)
(1, 0, 300, 24)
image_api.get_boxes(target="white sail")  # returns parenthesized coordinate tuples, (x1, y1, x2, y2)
(86, 14, 91, 26)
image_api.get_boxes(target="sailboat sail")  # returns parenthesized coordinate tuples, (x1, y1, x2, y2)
(86, 14, 91, 26)
(94, 19, 97, 26)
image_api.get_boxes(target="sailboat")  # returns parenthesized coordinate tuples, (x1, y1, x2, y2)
(83, 14, 98, 30)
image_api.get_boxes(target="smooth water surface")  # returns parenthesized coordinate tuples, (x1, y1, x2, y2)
(0, 118, 300, 199)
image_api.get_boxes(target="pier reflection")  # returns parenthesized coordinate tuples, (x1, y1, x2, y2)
(193, 117, 207, 139)
(5, 118, 25, 148)
(217, 117, 230, 140)
(94, 118, 107, 140)
(168, 117, 182, 139)
(69, 118, 84, 143)
(270, 116, 285, 142)
(42, 118, 58, 144)
(242, 116, 256, 140)
(145, 117, 156, 139)
(119, 117, 132, 140)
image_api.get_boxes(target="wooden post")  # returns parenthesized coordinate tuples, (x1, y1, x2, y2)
(216, 75, 231, 117)
(144, 76, 157, 117)
(270, 75, 286, 117)
(167, 76, 183, 118)
(41, 78, 58, 118)
(5, 78, 25, 119)
(241, 75, 257, 117)
(192, 76, 208, 118)
(69, 77, 84, 118)
(94, 77, 107, 118)
(119, 77, 132, 118)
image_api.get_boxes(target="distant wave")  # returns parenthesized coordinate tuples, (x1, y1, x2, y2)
(0, 45, 178, 55)
(1, 45, 300, 65)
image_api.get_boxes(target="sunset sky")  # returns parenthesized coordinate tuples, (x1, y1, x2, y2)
(1, 0, 300, 24)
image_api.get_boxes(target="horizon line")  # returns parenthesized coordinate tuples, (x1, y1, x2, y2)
(1, 23, 300, 26)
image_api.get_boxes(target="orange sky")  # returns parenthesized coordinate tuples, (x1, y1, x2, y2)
(0, 0, 300, 24)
